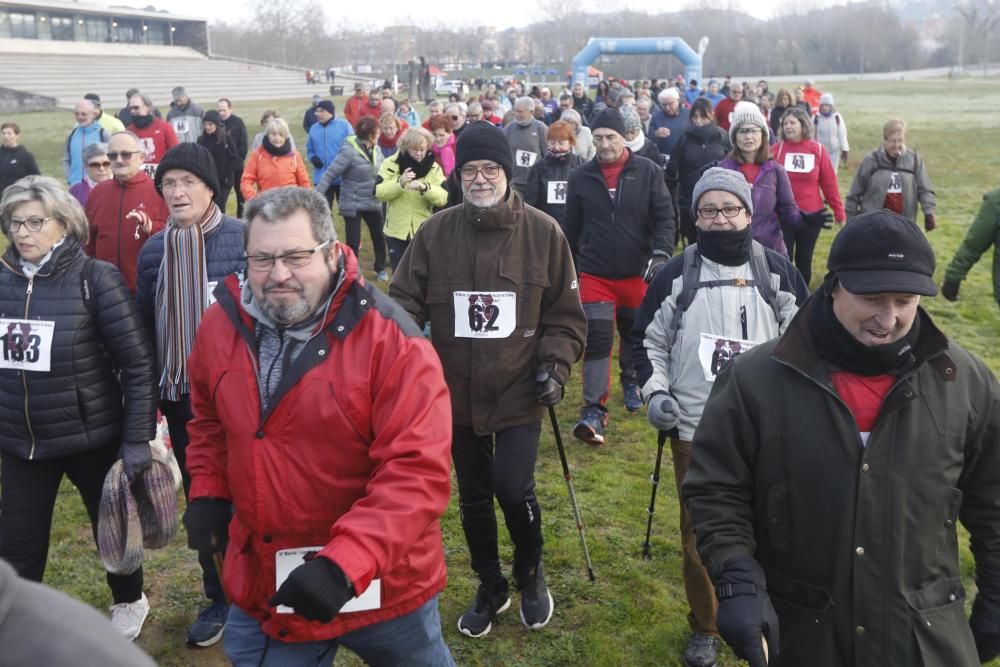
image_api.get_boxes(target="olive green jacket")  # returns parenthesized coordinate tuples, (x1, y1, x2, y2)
(944, 188, 1000, 304)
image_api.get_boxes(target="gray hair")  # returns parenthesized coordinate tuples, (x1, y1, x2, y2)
(243, 187, 336, 253)
(658, 87, 680, 104)
(82, 142, 109, 162)
(427, 100, 443, 112)
(0, 175, 89, 247)
(779, 106, 814, 141)
(514, 96, 534, 112)
(129, 92, 154, 109)
(466, 101, 483, 115)
(560, 109, 582, 127)
(264, 117, 290, 138)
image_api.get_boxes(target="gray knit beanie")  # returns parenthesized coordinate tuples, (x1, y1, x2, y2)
(728, 102, 770, 146)
(691, 167, 754, 216)
(619, 105, 642, 135)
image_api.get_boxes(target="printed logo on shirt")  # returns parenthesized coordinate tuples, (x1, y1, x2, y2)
(887, 172, 903, 194)
(547, 181, 568, 204)
(784, 153, 815, 173)
(515, 149, 537, 168)
(173, 120, 189, 135)
(698, 333, 758, 382)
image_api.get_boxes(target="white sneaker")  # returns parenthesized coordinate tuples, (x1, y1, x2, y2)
(110, 592, 150, 641)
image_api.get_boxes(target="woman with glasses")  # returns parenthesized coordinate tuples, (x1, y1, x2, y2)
(0, 123, 41, 200)
(375, 127, 447, 270)
(0, 176, 158, 641)
(718, 104, 801, 256)
(69, 142, 112, 207)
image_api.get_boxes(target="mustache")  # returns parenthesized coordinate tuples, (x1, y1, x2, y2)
(264, 281, 304, 293)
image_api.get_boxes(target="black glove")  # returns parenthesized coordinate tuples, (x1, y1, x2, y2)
(183, 497, 232, 552)
(119, 442, 152, 482)
(715, 558, 780, 667)
(802, 209, 832, 229)
(268, 555, 354, 623)
(310, 156, 323, 169)
(535, 366, 565, 406)
(643, 251, 671, 284)
(971, 594, 1000, 663)
(941, 279, 960, 302)
(924, 213, 937, 232)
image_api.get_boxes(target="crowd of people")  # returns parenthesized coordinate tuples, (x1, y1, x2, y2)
(0, 71, 999, 667)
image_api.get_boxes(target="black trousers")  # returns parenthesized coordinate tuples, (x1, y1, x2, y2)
(323, 184, 341, 207)
(161, 397, 226, 603)
(782, 221, 823, 286)
(344, 210, 386, 272)
(385, 236, 410, 271)
(232, 165, 245, 218)
(214, 184, 233, 213)
(0, 441, 143, 604)
(451, 422, 543, 585)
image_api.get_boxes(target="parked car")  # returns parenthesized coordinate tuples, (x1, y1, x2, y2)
(436, 80, 465, 95)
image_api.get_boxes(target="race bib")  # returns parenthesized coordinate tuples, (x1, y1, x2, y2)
(784, 153, 815, 173)
(698, 333, 757, 382)
(453, 291, 516, 339)
(547, 181, 568, 204)
(887, 172, 903, 194)
(0, 319, 55, 372)
(206, 281, 218, 307)
(173, 119, 189, 136)
(138, 137, 156, 163)
(141, 163, 158, 178)
(275, 547, 381, 614)
(515, 149, 537, 168)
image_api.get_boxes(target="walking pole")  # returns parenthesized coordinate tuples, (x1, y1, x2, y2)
(641, 430, 668, 559)
(212, 552, 230, 604)
(547, 405, 596, 582)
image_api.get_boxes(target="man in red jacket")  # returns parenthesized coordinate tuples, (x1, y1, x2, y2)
(713, 84, 743, 131)
(183, 186, 455, 665)
(343, 83, 368, 129)
(84, 131, 168, 292)
(125, 93, 178, 175)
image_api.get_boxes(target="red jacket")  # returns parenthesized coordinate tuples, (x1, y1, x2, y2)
(84, 172, 168, 292)
(343, 95, 368, 129)
(127, 117, 178, 166)
(714, 97, 738, 130)
(773, 138, 845, 221)
(186, 250, 453, 642)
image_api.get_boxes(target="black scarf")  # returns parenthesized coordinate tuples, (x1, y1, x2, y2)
(396, 150, 436, 179)
(808, 278, 920, 376)
(263, 135, 292, 156)
(131, 114, 153, 129)
(696, 227, 752, 267)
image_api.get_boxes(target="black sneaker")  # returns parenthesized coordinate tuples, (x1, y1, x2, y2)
(187, 599, 228, 647)
(517, 561, 554, 630)
(622, 380, 643, 413)
(457, 580, 511, 638)
(683, 633, 720, 667)
(573, 407, 607, 446)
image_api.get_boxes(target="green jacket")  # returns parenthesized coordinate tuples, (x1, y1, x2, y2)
(683, 301, 1000, 667)
(374, 152, 447, 241)
(944, 188, 1000, 304)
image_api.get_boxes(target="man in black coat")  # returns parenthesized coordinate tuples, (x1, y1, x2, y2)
(217, 98, 249, 217)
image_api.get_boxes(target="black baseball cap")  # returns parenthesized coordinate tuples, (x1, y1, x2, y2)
(828, 210, 937, 296)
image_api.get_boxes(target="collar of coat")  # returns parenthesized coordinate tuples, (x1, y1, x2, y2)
(772, 294, 956, 384)
(461, 188, 523, 230)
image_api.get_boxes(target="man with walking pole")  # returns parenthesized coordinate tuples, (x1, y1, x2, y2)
(390, 121, 587, 638)
(631, 168, 806, 667)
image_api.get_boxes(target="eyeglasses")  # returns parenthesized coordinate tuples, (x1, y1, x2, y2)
(160, 176, 204, 192)
(736, 127, 762, 136)
(459, 165, 502, 181)
(88, 160, 112, 168)
(697, 205, 746, 220)
(245, 240, 330, 272)
(107, 151, 137, 161)
(6, 216, 55, 233)
(449, 115, 461, 121)
(128, 106, 142, 112)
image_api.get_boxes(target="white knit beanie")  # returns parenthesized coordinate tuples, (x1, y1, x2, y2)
(729, 102, 769, 145)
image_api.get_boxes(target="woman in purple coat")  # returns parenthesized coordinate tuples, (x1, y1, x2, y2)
(718, 103, 801, 256)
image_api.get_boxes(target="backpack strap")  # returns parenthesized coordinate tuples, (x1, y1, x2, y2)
(748, 241, 783, 325)
(666, 244, 702, 348)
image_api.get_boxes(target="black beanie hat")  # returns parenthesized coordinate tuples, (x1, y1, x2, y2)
(316, 100, 336, 115)
(590, 108, 626, 137)
(455, 121, 514, 179)
(154, 143, 220, 198)
(202, 109, 222, 126)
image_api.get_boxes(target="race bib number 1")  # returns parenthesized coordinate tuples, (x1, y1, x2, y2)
(275, 547, 381, 614)
(698, 333, 757, 382)
(453, 291, 516, 338)
(0, 319, 55, 372)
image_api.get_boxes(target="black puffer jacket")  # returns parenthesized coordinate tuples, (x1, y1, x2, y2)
(0, 240, 157, 460)
(666, 123, 732, 209)
(523, 151, 585, 232)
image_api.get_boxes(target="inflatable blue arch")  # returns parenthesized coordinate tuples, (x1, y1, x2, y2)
(572, 37, 703, 87)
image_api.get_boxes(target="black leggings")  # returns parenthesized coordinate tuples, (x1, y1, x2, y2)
(385, 236, 411, 271)
(344, 210, 387, 272)
(782, 220, 823, 286)
(451, 422, 543, 584)
(0, 441, 143, 604)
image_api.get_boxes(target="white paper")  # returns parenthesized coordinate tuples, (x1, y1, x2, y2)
(783, 153, 815, 173)
(275, 547, 381, 614)
(887, 172, 903, 194)
(453, 291, 516, 339)
(698, 332, 757, 382)
(514, 149, 537, 168)
(0, 319, 55, 372)
(547, 181, 568, 204)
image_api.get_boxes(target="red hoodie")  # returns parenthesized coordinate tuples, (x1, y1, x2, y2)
(127, 117, 178, 172)
(84, 172, 168, 292)
(772, 139, 845, 221)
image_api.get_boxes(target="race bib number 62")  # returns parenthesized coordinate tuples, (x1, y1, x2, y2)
(453, 291, 516, 338)
(0, 319, 55, 372)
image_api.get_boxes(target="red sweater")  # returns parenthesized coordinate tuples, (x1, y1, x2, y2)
(714, 97, 738, 131)
(831, 371, 894, 444)
(599, 149, 630, 195)
(127, 117, 178, 166)
(773, 139, 845, 221)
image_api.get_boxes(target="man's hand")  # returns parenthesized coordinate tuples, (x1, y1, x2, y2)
(643, 251, 671, 284)
(941, 279, 960, 302)
(310, 156, 323, 169)
(535, 367, 564, 406)
(840, 151, 849, 166)
(126, 209, 152, 236)
(120, 442, 152, 482)
(716, 558, 780, 667)
(924, 213, 936, 232)
(655, 127, 671, 139)
(647, 392, 679, 431)
(182, 498, 231, 552)
(268, 556, 353, 623)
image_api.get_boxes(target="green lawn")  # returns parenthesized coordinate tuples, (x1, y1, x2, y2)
(4, 78, 1000, 666)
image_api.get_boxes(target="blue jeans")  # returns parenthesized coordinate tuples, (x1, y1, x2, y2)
(224, 596, 456, 667)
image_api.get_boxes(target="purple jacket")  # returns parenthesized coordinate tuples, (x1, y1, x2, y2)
(719, 159, 801, 256)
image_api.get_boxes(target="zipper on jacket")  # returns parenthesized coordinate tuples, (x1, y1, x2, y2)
(23, 276, 37, 459)
(117, 181, 126, 268)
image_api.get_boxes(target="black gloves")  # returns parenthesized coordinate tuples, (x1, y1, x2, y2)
(715, 558, 779, 667)
(535, 366, 565, 406)
(802, 209, 832, 229)
(310, 156, 323, 169)
(269, 555, 354, 623)
(119, 442, 152, 482)
(643, 251, 671, 284)
(971, 593, 1000, 663)
(183, 497, 232, 552)
(924, 213, 936, 232)
(941, 279, 960, 302)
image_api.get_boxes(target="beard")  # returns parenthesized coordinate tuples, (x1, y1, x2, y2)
(260, 285, 312, 326)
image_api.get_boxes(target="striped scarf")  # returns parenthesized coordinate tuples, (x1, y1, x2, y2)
(155, 203, 224, 400)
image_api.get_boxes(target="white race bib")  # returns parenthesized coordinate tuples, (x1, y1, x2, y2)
(275, 547, 381, 614)
(515, 149, 537, 168)
(173, 119, 189, 136)
(0, 319, 55, 372)
(784, 153, 815, 173)
(206, 281, 218, 307)
(887, 172, 903, 194)
(547, 181, 568, 204)
(453, 291, 516, 339)
(141, 163, 158, 178)
(138, 137, 156, 162)
(698, 333, 757, 382)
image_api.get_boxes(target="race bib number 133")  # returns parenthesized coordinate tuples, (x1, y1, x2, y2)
(453, 291, 516, 338)
(0, 319, 55, 372)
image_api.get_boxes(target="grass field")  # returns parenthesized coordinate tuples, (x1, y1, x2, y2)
(4, 77, 1000, 666)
